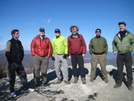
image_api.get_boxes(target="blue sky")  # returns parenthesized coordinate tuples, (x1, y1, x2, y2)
(0, 0, 134, 52)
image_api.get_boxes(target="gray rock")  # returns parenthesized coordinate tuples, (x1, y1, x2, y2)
(0, 63, 134, 101)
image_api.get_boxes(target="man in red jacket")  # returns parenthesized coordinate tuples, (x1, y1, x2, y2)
(68, 26, 87, 84)
(31, 28, 52, 88)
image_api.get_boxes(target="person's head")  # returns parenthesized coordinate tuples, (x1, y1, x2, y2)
(39, 27, 45, 36)
(118, 22, 126, 31)
(54, 28, 61, 37)
(95, 28, 101, 36)
(11, 29, 20, 39)
(70, 25, 79, 35)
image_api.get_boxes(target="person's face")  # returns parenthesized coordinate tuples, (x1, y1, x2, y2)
(96, 30, 101, 36)
(71, 27, 78, 34)
(13, 32, 19, 39)
(39, 31, 45, 36)
(119, 24, 126, 31)
(55, 32, 60, 36)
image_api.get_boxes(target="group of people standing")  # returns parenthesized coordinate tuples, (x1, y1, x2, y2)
(5, 21, 133, 97)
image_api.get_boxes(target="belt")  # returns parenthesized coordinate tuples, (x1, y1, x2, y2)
(93, 52, 105, 55)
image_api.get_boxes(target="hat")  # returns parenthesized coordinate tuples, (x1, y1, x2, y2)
(118, 22, 126, 26)
(39, 28, 45, 32)
(54, 28, 61, 33)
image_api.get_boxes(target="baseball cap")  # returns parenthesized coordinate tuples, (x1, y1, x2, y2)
(54, 28, 61, 33)
(39, 28, 45, 32)
(118, 22, 126, 26)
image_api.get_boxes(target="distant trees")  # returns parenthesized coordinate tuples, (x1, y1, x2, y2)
(0, 37, 8, 78)
(23, 54, 34, 74)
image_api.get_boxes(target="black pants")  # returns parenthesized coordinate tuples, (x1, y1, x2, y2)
(71, 54, 85, 77)
(8, 63, 29, 92)
(116, 52, 133, 86)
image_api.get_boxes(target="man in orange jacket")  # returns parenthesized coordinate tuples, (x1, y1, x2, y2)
(31, 28, 52, 88)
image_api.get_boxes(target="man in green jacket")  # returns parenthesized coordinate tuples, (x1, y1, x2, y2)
(112, 22, 134, 90)
(89, 28, 108, 83)
(52, 29, 70, 84)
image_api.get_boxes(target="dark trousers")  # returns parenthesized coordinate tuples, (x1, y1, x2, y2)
(8, 63, 29, 92)
(116, 52, 133, 86)
(71, 54, 85, 78)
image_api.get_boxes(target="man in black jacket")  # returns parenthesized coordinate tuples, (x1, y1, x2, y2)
(5, 29, 34, 97)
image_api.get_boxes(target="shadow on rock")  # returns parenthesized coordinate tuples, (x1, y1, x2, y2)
(109, 69, 127, 86)
(85, 93, 97, 101)
(35, 87, 65, 100)
(0, 79, 30, 101)
(69, 67, 89, 81)
(95, 68, 104, 80)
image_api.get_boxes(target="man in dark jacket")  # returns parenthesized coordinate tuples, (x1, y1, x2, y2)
(31, 28, 52, 88)
(5, 29, 34, 97)
(89, 28, 108, 83)
(68, 26, 86, 84)
(112, 22, 134, 91)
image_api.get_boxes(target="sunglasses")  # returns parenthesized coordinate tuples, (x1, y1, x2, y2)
(15, 32, 19, 34)
(96, 31, 100, 33)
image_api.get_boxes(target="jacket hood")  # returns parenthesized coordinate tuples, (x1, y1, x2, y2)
(116, 30, 130, 36)
(71, 33, 80, 38)
(116, 30, 131, 38)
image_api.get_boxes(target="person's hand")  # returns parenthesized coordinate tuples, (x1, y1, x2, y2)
(63, 54, 67, 59)
(51, 57, 55, 61)
(82, 54, 85, 57)
(68, 56, 71, 60)
(114, 51, 116, 55)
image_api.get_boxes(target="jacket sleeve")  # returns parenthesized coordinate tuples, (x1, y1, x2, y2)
(112, 36, 117, 52)
(89, 39, 93, 54)
(47, 38, 52, 57)
(129, 33, 134, 52)
(51, 39, 55, 57)
(30, 38, 36, 56)
(104, 38, 108, 54)
(64, 37, 68, 55)
(20, 41, 24, 61)
(81, 35, 86, 54)
(5, 41, 12, 63)
(68, 37, 71, 56)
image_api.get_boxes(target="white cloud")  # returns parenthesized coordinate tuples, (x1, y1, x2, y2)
(29, 22, 34, 25)
(47, 18, 51, 24)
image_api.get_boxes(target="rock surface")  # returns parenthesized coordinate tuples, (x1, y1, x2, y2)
(0, 63, 134, 101)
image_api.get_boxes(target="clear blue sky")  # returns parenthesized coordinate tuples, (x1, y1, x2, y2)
(0, 0, 134, 52)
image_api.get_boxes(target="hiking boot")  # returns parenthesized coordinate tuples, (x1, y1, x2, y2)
(81, 78, 86, 84)
(43, 83, 47, 87)
(26, 88, 34, 92)
(74, 77, 78, 83)
(56, 79, 62, 84)
(11, 92, 16, 97)
(64, 80, 70, 84)
(114, 84, 121, 88)
(90, 78, 94, 82)
(128, 86, 133, 91)
(104, 79, 108, 83)
(33, 84, 39, 88)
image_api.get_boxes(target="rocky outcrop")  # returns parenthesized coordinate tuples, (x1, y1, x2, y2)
(0, 63, 134, 101)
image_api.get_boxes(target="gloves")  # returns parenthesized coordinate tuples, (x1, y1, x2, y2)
(63, 54, 67, 59)
(51, 57, 55, 61)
